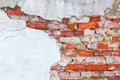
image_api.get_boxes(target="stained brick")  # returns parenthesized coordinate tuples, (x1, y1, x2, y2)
(73, 30, 84, 36)
(78, 23, 99, 29)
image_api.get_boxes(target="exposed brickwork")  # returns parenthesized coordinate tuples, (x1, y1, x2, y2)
(5, 6, 120, 80)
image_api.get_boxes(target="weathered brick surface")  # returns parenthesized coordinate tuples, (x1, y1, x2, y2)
(5, 6, 120, 80)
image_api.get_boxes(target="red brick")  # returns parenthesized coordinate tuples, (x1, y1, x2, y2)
(67, 23, 76, 29)
(77, 50, 93, 56)
(94, 50, 112, 56)
(107, 64, 120, 70)
(90, 16, 101, 22)
(61, 31, 73, 36)
(7, 7, 24, 15)
(27, 23, 48, 29)
(73, 30, 84, 36)
(111, 18, 120, 22)
(62, 18, 69, 24)
(113, 50, 120, 56)
(78, 23, 99, 29)
(65, 64, 85, 70)
(108, 78, 120, 80)
(66, 44, 76, 50)
(112, 37, 120, 42)
(97, 43, 108, 49)
(86, 64, 107, 70)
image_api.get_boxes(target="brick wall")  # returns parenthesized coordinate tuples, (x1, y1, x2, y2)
(5, 6, 120, 80)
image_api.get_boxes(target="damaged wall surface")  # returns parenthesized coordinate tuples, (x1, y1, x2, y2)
(0, 0, 120, 80)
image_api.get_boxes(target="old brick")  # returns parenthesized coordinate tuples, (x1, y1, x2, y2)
(108, 78, 120, 80)
(61, 31, 73, 36)
(112, 37, 120, 42)
(107, 64, 120, 70)
(67, 23, 76, 29)
(27, 23, 48, 29)
(94, 50, 112, 56)
(84, 29, 95, 36)
(60, 37, 81, 44)
(7, 8, 24, 15)
(59, 71, 70, 78)
(90, 16, 101, 22)
(92, 71, 101, 77)
(65, 64, 85, 70)
(76, 44, 86, 50)
(97, 43, 108, 49)
(73, 30, 84, 36)
(114, 70, 120, 76)
(52, 30, 61, 36)
(77, 50, 93, 57)
(81, 71, 92, 78)
(66, 44, 76, 50)
(113, 50, 120, 56)
(102, 21, 120, 28)
(112, 18, 120, 22)
(78, 23, 99, 29)
(86, 64, 107, 70)
(104, 71, 114, 77)
(62, 18, 69, 24)
(47, 23, 65, 29)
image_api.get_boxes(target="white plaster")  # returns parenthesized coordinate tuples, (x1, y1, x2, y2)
(0, 9, 9, 20)
(0, 0, 114, 20)
(0, 15, 60, 80)
(20, 0, 114, 20)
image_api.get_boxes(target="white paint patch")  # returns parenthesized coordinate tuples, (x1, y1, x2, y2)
(0, 18, 60, 80)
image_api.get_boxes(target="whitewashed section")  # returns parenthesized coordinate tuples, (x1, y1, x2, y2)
(0, 19, 60, 80)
